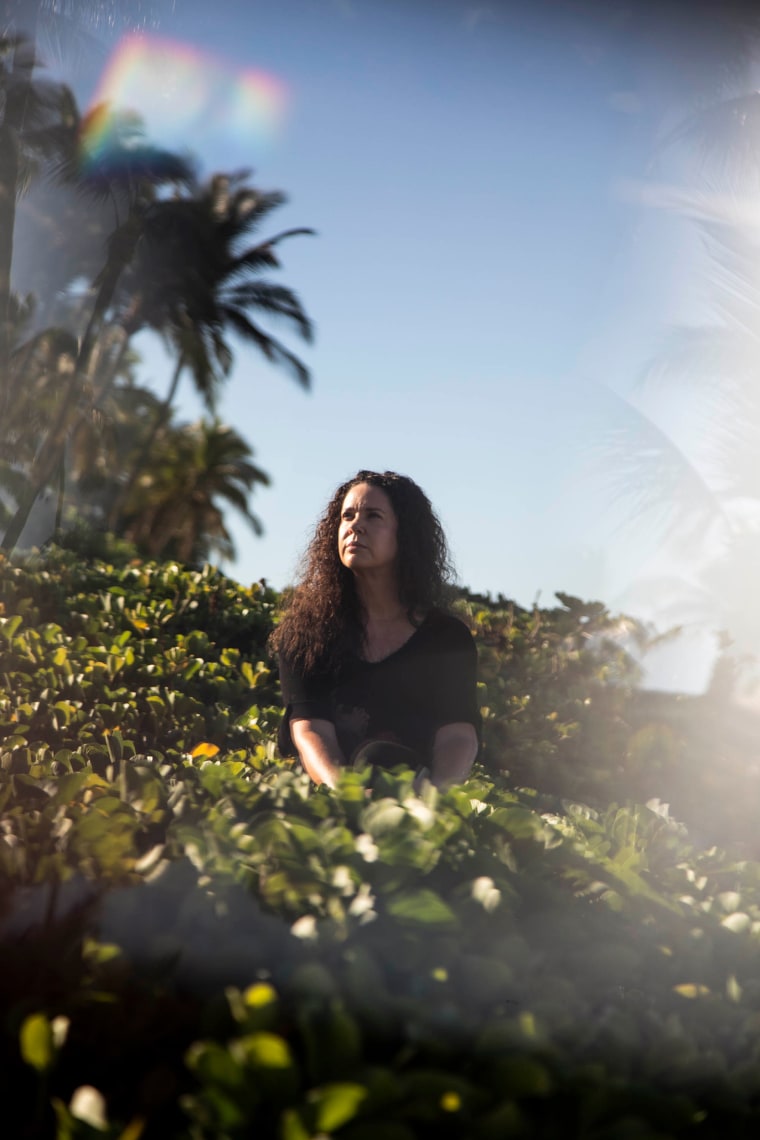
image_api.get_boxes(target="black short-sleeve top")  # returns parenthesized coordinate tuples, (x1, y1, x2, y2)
(277, 608, 480, 764)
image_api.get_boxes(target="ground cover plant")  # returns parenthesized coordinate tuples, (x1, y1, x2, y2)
(2, 550, 760, 1137)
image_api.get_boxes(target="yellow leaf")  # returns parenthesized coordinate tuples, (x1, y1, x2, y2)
(312, 1084, 367, 1133)
(191, 742, 220, 758)
(20, 1013, 53, 1071)
(673, 983, 710, 998)
(727, 975, 743, 1003)
(236, 1032, 293, 1069)
(519, 1011, 537, 1037)
(441, 1092, 462, 1112)
(243, 983, 277, 1008)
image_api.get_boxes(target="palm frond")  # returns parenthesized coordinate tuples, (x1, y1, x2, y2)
(232, 187, 287, 228)
(640, 324, 760, 394)
(228, 228, 316, 276)
(593, 395, 731, 551)
(223, 281, 314, 342)
(705, 385, 760, 498)
(661, 91, 760, 178)
(220, 308, 310, 389)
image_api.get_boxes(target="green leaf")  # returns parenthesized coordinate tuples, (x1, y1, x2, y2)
(236, 1032, 293, 1069)
(280, 1108, 310, 1140)
(185, 1041, 246, 1089)
(311, 1083, 367, 1133)
(386, 888, 457, 927)
(0, 615, 23, 640)
(20, 1013, 54, 1072)
(494, 1056, 552, 1097)
(243, 983, 278, 1010)
(116, 1118, 146, 1140)
(362, 799, 406, 837)
(489, 806, 543, 839)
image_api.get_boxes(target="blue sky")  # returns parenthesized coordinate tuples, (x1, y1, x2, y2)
(23, 0, 733, 690)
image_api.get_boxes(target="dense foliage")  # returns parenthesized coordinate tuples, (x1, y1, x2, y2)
(2, 553, 760, 1138)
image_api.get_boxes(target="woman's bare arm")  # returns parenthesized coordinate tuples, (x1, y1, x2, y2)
(430, 722, 479, 789)
(290, 717, 346, 789)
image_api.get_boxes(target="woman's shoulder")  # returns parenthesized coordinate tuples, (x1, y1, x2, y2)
(420, 607, 476, 648)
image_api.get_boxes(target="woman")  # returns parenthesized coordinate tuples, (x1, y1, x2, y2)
(272, 470, 480, 789)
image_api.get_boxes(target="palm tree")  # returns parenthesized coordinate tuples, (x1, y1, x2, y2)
(120, 418, 270, 565)
(0, 100, 194, 554)
(105, 169, 314, 526)
(597, 80, 760, 670)
(0, 35, 78, 377)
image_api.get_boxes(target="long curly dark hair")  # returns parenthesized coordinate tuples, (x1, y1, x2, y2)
(271, 470, 455, 676)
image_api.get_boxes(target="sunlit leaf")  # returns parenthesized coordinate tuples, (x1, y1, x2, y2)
(243, 983, 278, 1009)
(311, 1083, 367, 1133)
(19, 1013, 53, 1072)
(673, 984, 711, 998)
(191, 742, 220, 758)
(235, 1032, 293, 1069)
(69, 1086, 108, 1130)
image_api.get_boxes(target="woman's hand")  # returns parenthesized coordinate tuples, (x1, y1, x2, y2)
(290, 717, 345, 789)
(431, 723, 478, 789)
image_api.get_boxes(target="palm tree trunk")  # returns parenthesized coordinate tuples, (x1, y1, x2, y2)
(106, 351, 185, 531)
(0, 219, 140, 553)
(53, 448, 66, 541)
(92, 324, 130, 406)
(0, 39, 22, 384)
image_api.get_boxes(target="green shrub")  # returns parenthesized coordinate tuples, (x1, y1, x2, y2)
(1, 553, 760, 1137)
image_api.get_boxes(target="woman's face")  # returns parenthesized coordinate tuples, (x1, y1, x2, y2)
(338, 482, 399, 573)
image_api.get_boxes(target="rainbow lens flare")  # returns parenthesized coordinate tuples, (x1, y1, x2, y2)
(81, 34, 289, 166)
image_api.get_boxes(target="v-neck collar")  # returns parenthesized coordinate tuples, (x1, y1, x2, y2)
(358, 609, 434, 666)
